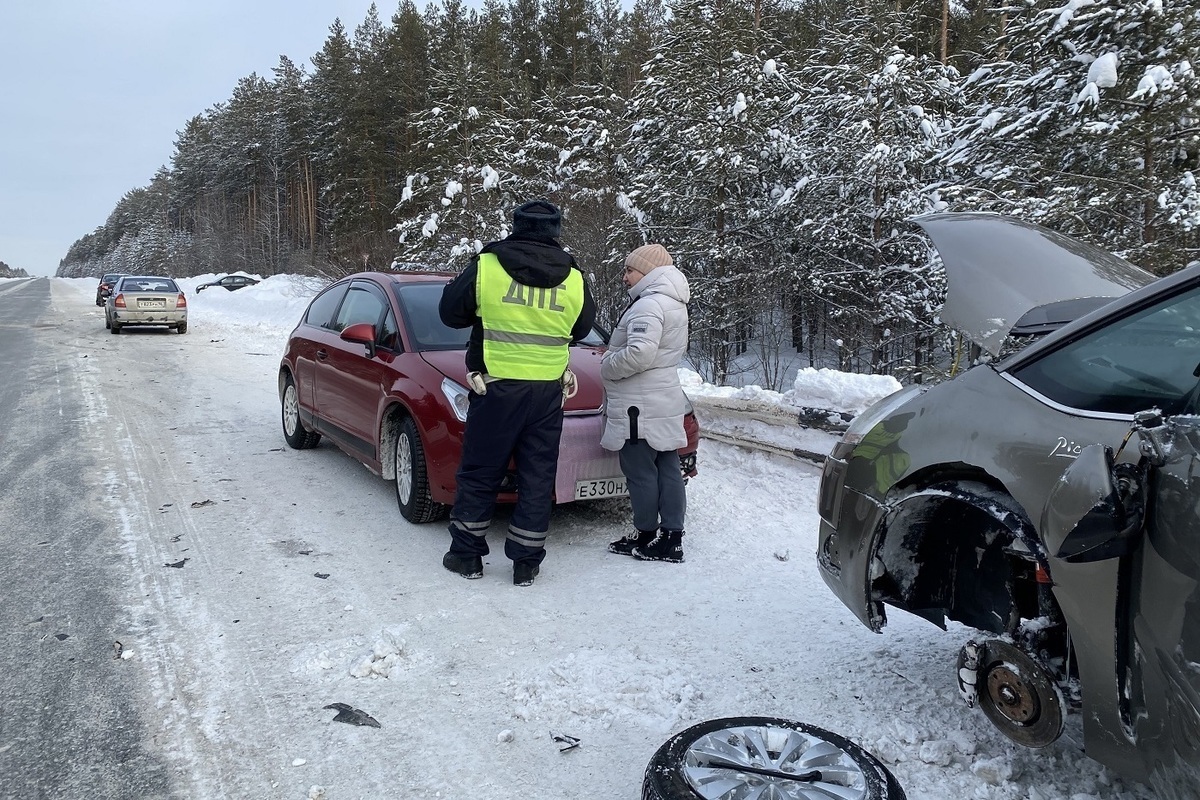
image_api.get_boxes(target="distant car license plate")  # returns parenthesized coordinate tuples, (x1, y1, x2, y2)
(574, 478, 628, 500)
(141, 300, 166, 309)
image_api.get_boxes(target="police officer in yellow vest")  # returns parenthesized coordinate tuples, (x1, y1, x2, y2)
(438, 200, 597, 586)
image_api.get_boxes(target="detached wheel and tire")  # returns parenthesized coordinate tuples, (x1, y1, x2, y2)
(643, 717, 905, 800)
(394, 415, 447, 524)
(281, 373, 320, 449)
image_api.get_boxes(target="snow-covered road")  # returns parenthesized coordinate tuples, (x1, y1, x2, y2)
(37, 277, 1153, 799)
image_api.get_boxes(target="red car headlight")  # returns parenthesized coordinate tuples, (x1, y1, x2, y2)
(441, 378, 469, 422)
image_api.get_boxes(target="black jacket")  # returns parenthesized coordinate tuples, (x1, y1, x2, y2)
(439, 233, 598, 375)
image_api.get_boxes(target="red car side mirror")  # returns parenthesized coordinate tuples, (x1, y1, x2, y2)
(340, 322, 377, 358)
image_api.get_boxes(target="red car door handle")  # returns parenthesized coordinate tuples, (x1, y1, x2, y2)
(316, 349, 328, 360)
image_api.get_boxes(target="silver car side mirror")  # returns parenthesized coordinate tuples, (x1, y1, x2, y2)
(1041, 444, 1145, 563)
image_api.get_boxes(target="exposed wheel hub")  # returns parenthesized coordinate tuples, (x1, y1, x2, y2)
(975, 639, 1066, 748)
(986, 664, 1038, 723)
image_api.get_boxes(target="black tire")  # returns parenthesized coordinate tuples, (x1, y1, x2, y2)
(394, 415, 448, 524)
(643, 716, 906, 800)
(110, 323, 121, 335)
(177, 321, 188, 334)
(281, 373, 320, 449)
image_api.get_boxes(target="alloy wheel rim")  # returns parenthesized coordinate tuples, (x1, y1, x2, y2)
(682, 724, 869, 800)
(283, 385, 299, 436)
(396, 432, 412, 504)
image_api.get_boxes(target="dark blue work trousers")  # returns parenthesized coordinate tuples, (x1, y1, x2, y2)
(448, 379, 563, 565)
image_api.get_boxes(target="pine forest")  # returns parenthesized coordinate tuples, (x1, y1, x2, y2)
(54, 0, 1200, 387)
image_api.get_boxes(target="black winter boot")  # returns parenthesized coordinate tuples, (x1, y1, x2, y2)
(443, 551, 484, 579)
(633, 529, 684, 563)
(608, 528, 657, 556)
(513, 561, 540, 586)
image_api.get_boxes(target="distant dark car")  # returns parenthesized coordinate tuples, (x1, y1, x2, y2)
(197, 274, 260, 292)
(105, 276, 188, 334)
(817, 212, 1200, 793)
(278, 271, 699, 523)
(95, 273, 127, 306)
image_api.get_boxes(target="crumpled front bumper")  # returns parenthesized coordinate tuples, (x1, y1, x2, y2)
(817, 453, 886, 631)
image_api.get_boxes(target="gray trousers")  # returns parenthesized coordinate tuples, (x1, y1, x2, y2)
(619, 439, 686, 532)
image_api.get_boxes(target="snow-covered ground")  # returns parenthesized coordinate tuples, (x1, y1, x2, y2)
(53, 274, 1152, 799)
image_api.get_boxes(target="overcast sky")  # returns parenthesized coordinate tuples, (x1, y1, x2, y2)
(0, 1, 389, 277)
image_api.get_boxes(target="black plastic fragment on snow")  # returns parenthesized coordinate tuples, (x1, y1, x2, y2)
(324, 703, 381, 728)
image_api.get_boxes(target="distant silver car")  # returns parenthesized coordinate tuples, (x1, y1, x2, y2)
(105, 276, 188, 334)
(817, 213, 1200, 793)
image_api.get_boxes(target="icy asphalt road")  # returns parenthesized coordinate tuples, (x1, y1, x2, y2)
(0, 278, 1155, 800)
(0, 278, 170, 797)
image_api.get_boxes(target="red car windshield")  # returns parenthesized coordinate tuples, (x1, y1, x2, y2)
(391, 280, 609, 350)
(392, 283, 471, 351)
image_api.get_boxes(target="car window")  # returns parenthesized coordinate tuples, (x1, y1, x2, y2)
(577, 326, 608, 346)
(305, 284, 348, 329)
(332, 283, 387, 333)
(394, 283, 471, 350)
(120, 278, 177, 293)
(1013, 282, 1200, 415)
(378, 308, 401, 351)
(389, 282, 606, 350)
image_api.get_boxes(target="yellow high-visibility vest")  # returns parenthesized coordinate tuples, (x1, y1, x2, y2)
(476, 252, 584, 380)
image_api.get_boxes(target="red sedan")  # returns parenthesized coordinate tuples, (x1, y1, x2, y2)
(278, 271, 699, 523)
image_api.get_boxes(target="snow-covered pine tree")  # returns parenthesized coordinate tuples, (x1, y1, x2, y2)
(308, 19, 363, 269)
(541, 0, 594, 89)
(619, 0, 797, 385)
(943, 0, 1200, 273)
(394, 0, 554, 269)
(341, 5, 414, 270)
(790, 1, 959, 378)
(268, 56, 318, 269)
(539, 0, 656, 325)
(544, 83, 632, 326)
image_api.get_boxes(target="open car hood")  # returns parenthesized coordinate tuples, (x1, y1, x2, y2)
(914, 213, 1155, 357)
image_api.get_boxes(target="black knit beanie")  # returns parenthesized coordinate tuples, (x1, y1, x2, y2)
(512, 200, 562, 239)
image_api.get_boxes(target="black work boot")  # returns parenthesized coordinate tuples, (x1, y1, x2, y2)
(443, 552, 483, 579)
(608, 528, 657, 556)
(513, 561, 540, 586)
(633, 529, 684, 563)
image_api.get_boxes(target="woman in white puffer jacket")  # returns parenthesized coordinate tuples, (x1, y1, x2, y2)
(600, 243, 691, 562)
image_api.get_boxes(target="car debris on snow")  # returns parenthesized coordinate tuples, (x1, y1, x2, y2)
(551, 731, 580, 752)
(323, 703, 381, 728)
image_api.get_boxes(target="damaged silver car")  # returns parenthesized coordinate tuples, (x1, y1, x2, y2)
(817, 212, 1200, 792)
